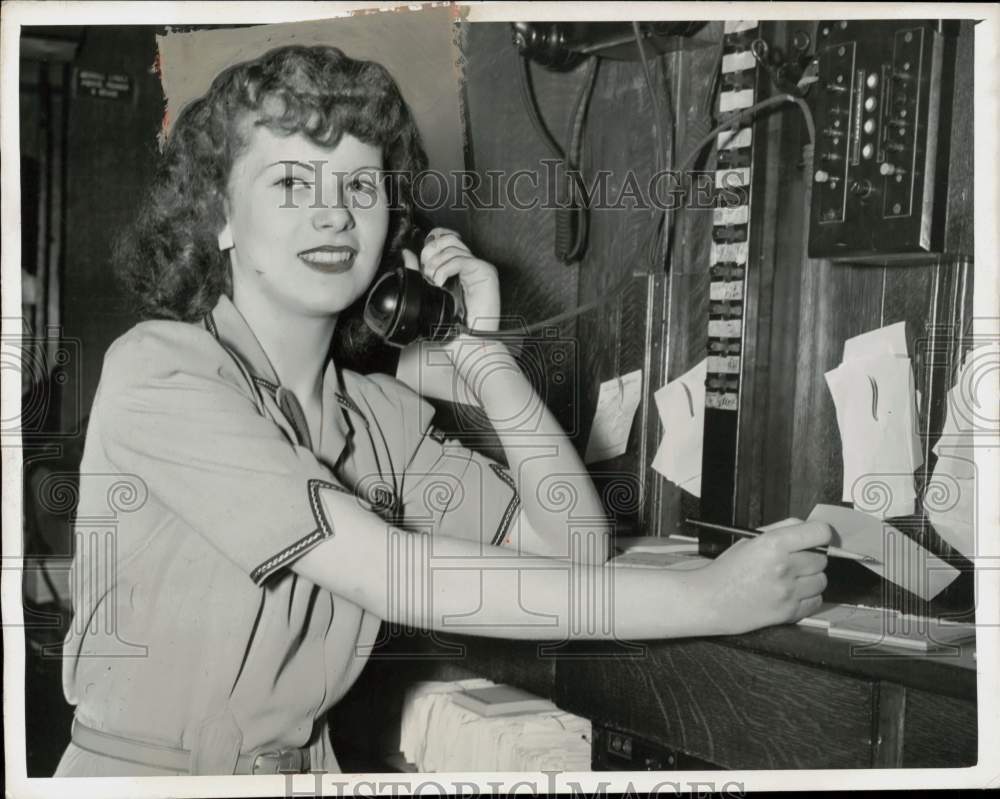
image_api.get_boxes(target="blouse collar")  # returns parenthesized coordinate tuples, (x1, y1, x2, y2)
(204, 294, 354, 464)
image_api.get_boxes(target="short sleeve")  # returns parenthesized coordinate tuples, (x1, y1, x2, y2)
(95, 323, 354, 585)
(370, 375, 521, 548)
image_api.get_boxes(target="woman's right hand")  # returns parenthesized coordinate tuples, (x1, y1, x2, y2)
(699, 520, 832, 635)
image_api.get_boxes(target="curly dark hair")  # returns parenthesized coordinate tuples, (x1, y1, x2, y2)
(117, 45, 429, 323)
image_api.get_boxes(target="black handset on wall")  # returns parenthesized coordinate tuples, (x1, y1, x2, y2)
(362, 227, 464, 348)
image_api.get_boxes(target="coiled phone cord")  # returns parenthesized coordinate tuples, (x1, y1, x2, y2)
(517, 54, 599, 265)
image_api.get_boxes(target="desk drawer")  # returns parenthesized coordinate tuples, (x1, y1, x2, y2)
(556, 639, 874, 769)
(902, 688, 977, 768)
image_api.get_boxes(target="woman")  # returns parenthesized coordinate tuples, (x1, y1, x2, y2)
(55, 45, 830, 776)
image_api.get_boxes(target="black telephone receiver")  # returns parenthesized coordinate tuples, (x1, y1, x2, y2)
(362, 226, 464, 348)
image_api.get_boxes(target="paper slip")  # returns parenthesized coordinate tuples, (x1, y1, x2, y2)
(798, 603, 974, 651)
(614, 535, 699, 554)
(925, 390, 976, 558)
(796, 601, 862, 630)
(611, 551, 710, 570)
(824, 356, 921, 517)
(923, 461, 976, 558)
(921, 347, 989, 558)
(584, 369, 643, 464)
(610, 536, 707, 569)
(826, 610, 975, 651)
(933, 384, 976, 479)
(842, 320, 909, 361)
(808, 504, 960, 600)
(825, 326, 922, 519)
(652, 359, 707, 496)
(930, 341, 999, 478)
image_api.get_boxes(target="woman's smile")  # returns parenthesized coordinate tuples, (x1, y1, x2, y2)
(298, 245, 357, 273)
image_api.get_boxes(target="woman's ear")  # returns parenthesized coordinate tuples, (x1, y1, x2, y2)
(217, 221, 234, 252)
(217, 194, 234, 251)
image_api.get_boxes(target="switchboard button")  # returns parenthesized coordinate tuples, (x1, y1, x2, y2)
(814, 170, 830, 183)
(850, 179, 873, 197)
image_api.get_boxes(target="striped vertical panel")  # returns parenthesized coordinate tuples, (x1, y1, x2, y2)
(706, 20, 759, 412)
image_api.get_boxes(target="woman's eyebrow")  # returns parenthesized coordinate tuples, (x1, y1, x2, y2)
(259, 160, 317, 178)
(258, 162, 383, 177)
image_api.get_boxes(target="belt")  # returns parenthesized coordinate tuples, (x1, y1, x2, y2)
(71, 719, 311, 775)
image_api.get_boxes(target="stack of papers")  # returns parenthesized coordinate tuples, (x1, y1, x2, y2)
(452, 685, 556, 717)
(921, 343, 996, 559)
(824, 322, 922, 519)
(399, 679, 591, 772)
(610, 536, 708, 570)
(798, 602, 975, 652)
(651, 359, 707, 497)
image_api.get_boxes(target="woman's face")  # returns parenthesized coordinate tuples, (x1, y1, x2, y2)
(219, 123, 389, 319)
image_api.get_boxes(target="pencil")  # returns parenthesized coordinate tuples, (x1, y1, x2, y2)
(683, 518, 881, 565)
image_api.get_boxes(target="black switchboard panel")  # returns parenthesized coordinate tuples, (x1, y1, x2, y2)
(808, 20, 954, 262)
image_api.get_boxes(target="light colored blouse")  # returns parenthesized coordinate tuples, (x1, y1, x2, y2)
(57, 294, 519, 776)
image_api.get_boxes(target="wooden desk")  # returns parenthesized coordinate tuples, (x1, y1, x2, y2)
(330, 622, 977, 770)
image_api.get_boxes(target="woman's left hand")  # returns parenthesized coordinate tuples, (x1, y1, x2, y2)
(401, 227, 500, 334)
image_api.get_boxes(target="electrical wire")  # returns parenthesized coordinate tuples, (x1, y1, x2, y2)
(456, 268, 638, 338)
(518, 53, 600, 264)
(632, 21, 676, 273)
(517, 55, 565, 160)
(469, 53, 818, 340)
(563, 57, 600, 262)
(679, 92, 816, 177)
(704, 39, 724, 121)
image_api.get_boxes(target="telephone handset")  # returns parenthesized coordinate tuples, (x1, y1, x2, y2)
(363, 264, 462, 348)
(362, 227, 464, 348)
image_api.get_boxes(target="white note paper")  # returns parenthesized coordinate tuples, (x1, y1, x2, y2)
(842, 320, 909, 361)
(921, 344, 998, 558)
(651, 359, 707, 497)
(584, 369, 644, 464)
(824, 324, 923, 519)
(808, 504, 960, 600)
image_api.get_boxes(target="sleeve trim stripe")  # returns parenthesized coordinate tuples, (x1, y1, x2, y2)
(249, 478, 353, 584)
(488, 463, 520, 547)
(251, 528, 324, 585)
